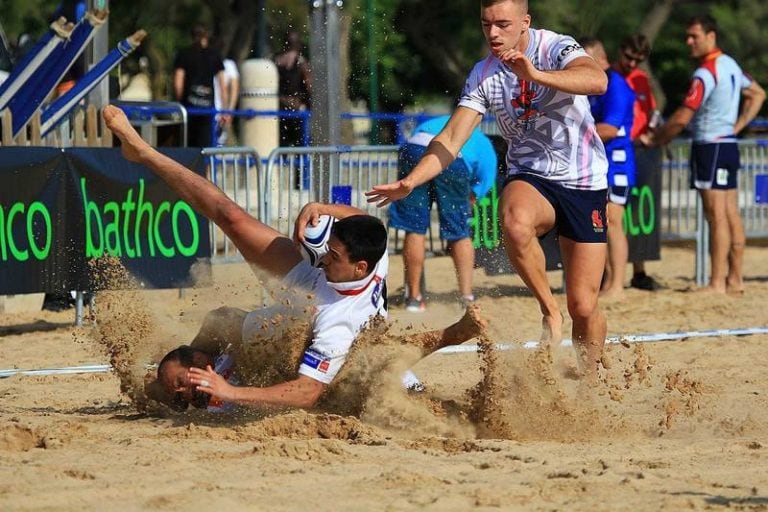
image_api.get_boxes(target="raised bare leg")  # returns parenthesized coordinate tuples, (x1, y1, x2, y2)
(404, 304, 489, 355)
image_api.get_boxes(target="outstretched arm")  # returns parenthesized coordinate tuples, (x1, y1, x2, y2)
(189, 366, 325, 409)
(103, 105, 302, 277)
(366, 107, 482, 207)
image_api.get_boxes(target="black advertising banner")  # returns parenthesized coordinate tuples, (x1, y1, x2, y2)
(625, 145, 662, 262)
(0, 148, 210, 294)
(472, 136, 562, 275)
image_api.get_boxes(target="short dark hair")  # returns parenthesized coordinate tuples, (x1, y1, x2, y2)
(158, 345, 196, 372)
(687, 15, 718, 36)
(332, 215, 387, 273)
(156, 345, 197, 411)
(620, 34, 651, 59)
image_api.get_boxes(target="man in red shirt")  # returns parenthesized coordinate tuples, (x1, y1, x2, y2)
(613, 34, 663, 291)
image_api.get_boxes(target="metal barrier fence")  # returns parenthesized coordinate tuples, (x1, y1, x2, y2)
(661, 139, 768, 240)
(262, 145, 400, 235)
(201, 146, 262, 262)
(201, 141, 768, 286)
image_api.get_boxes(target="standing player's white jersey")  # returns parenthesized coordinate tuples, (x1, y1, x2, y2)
(458, 28, 608, 191)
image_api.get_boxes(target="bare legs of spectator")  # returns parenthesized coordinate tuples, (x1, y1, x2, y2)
(725, 189, 746, 293)
(700, 188, 745, 293)
(402, 233, 475, 310)
(601, 202, 628, 299)
(403, 232, 427, 310)
(700, 188, 745, 294)
(447, 237, 475, 303)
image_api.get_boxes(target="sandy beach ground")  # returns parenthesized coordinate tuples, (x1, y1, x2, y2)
(2, 244, 768, 511)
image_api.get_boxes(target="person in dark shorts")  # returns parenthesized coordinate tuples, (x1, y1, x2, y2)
(651, 15, 765, 293)
(614, 34, 664, 291)
(369, 0, 610, 376)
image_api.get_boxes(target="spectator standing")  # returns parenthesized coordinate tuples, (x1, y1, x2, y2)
(614, 34, 663, 291)
(368, 0, 610, 376)
(389, 115, 497, 311)
(651, 15, 765, 293)
(214, 55, 240, 145)
(274, 30, 312, 146)
(173, 26, 228, 147)
(582, 37, 636, 299)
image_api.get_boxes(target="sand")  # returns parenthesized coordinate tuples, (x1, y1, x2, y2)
(2, 244, 768, 511)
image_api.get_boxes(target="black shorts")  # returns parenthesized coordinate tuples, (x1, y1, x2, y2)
(690, 142, 740, 190)
(504, 173, 608, 243)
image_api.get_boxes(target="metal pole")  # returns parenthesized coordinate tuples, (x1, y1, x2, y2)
(309, 0, 342, 202)
(87, 0, 109, 109)
(695, 195, 709, 286)
(366, 0, 379, 143)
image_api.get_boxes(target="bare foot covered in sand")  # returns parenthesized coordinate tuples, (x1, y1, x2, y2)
(451, 304, 489, 342)
(540, 312, 563, 346)
(406, 304, 489, 355)
(102, 105, 153, 164)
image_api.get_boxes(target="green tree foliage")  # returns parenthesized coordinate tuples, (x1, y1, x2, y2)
(1, 0, 765, 117)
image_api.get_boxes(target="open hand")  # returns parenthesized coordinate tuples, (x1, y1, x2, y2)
(188, 365, 235, 402)
(365, 180, 413, 207)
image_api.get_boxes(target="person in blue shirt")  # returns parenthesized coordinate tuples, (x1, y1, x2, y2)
(389, 115, 497, 311)
(581, 37, 636, 298)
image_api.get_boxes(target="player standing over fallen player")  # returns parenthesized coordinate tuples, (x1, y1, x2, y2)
(367, 0, 610, 375)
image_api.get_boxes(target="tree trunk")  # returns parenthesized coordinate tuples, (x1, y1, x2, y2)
(636, 0, 688, 109)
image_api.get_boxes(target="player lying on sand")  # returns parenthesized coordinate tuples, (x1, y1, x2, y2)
(153, 304, 487, 412)
(103, 104, 487, 412)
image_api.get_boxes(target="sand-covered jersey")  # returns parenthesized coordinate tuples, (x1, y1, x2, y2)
(285, 252, 389, 385)
(458, 28, 608, 190)
(682, 50, 752, 143)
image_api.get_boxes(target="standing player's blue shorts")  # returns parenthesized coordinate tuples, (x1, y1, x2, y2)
(389, 143, 472, 241)
(690, 142, 740, 190)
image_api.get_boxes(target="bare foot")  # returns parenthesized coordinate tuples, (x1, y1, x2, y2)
(726, 278, 744, 295)
(540, 312, 563, 346)
(102, 105, 152, 164)
(685, 285, 727, 294)
(451, 304, 489, 342)
(599, 287, 625, 301)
